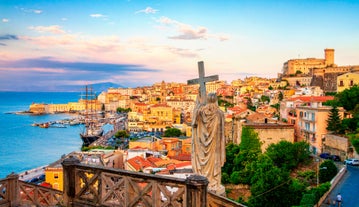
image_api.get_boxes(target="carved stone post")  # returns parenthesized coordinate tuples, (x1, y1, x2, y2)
(62, 156, 81, 207)
(6, 173, 19, 207)
(185, 175, 208, 207)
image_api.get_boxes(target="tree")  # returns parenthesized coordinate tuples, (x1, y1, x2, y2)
(260, 95, 270, 104)
(248, 155, 292, 207)
(278, 91, 284, 101)
(114, 130, 129, 139)
(229, 127, 262, 184)
(116, 107, 132, 113)
(336, 85, 359, 111)
(268, 85, 273, 90)
(266, 141, 296, 170)
(326, 105, 342, 134)
(319, 160, 338, 184)
(245, 97, 256, 111)
(222, 143, 240, 176)
(163, 128, 181, 137)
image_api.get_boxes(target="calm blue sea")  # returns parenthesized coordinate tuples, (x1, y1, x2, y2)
(0, 92, 84, 178)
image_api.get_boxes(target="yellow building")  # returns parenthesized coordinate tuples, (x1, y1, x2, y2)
(337, 72, 359, 92)
(29, 103, 48, 114)
(44, 159, 65, 191)
(150, 103, 173, 125)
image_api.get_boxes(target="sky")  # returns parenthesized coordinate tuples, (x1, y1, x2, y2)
(1, 0, 359, 91)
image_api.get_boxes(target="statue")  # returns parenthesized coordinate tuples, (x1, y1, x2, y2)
(191, 92, 226, 195)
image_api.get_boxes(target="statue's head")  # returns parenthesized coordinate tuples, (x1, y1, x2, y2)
(207, 93, 217, 103)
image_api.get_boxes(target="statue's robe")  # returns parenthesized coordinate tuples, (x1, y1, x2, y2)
(191, 99, 226, 192)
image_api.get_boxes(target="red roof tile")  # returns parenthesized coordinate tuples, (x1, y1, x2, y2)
(287, 96, 334, 102)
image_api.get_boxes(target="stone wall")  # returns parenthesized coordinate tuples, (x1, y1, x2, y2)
(323, 134, 349, 160)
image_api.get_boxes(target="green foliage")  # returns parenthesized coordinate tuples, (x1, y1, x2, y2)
(341, 117, 359, 133)
(326, 105, 343, 134)
(116, 107, 132, 113)
(221, 172, 230, 184)
(81, 145, 115, 151)
(240, 126, 261, 153)
(350, 134, 359, 154)
(268, 85, 273, 90)
(325, 92, 337, 96)
(295, 70, 303, 75)
(266, 141, 296, 170)
(336, 85, 359, 111)
(289, 179, 308, 205)
(245, 97, 256, 111)
(218, 97, 234, 108)
(266, 141, 311, 171)
(222, 143, 240, 176)
(299, 193, 316, 206)
(163, 128, 181, 137)
(300, 182, 331, 206)
(296, 170, 316, 186)
(322, 99, 339, 107)
(260, 95, 270, 104)
(319, 160, 338, 183)
(270, 103, 280, 111)
(114, 130, 129, 138)
(278, 91, 284, 101)
(248, 155, 292, 207)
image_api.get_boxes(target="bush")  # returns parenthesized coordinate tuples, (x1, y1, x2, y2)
(319, 160, 338, 183)
(221, 172, 230, 184)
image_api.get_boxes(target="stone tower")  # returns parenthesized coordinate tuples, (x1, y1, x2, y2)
(324, 48, 335, 66)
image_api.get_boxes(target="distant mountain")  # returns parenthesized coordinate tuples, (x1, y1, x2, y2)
(55, 82, 126, 92)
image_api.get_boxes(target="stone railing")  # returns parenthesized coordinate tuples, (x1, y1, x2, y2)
(0, 173, 63, 207)
(0, 156, 244, 207)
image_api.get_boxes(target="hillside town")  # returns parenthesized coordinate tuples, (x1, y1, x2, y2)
(21, 48, 359, 206)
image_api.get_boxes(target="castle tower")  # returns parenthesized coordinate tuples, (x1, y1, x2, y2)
(324, 48, 335, 66)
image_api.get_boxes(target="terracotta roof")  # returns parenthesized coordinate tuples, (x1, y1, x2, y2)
(135, 102, 148, 106)
(152, 103, 170, 107)
(127, 156, 155, 171)
(147, 156, 162, 164)
(169, 153, 191, 161)
(166, 161, 192, 170)
(287, 96, 334, 102)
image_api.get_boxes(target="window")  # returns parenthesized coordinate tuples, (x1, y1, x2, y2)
(339, 80, 344, 87)
(350, 80, 354, 86)
(311, 113, 315, 121)
(54, 173, 59, 179)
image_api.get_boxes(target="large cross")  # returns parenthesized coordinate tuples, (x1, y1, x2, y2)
(187, 61, 219, 104)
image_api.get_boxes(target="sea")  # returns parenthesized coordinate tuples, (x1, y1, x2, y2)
(0, 92, 84, 178)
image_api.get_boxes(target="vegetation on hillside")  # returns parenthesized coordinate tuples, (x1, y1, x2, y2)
(222, 127, 334, 207)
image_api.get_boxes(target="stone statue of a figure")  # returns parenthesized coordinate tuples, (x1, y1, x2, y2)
(191, 92, 226, 194)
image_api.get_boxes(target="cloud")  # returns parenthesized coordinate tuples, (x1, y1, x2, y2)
(135, 7, 158, 14)
(90, 14, 106, 18)
(0, 34, 19, 40)
(18, 7, 43, 14)
(61, 18, 68, 21)
(157, 16, 229, 41)
(0, 43, 6, 46)
(28, 25, 65, 34)
(0, 58, 160, 73)
(0, 58, 162, 90)
(2, 18, 9, 23)
(166, 47, 199, 58)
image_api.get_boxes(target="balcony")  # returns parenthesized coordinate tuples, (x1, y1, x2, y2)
(0, 157, 244, 207)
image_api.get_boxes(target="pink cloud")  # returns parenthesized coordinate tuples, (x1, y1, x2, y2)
(28, 25, 65, 34)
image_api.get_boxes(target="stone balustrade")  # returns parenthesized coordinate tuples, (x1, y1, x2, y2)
(0, 157, 244, 207)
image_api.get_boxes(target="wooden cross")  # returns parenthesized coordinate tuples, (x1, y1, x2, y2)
(187, 61, 219, 104)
